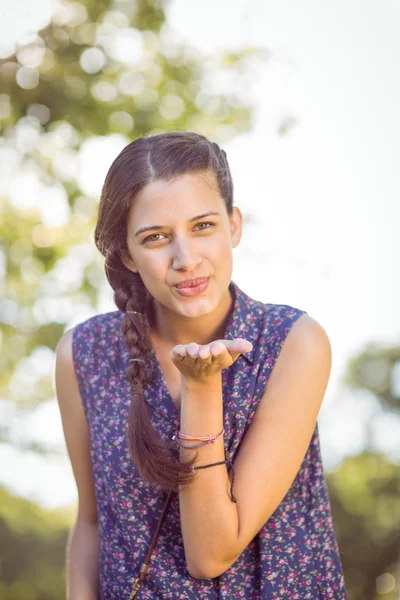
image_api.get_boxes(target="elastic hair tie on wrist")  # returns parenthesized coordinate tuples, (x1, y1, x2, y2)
(177, 439, 214, 449)
(175, 428, 224, 443)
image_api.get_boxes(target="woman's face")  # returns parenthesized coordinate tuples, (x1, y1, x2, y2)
(122, 169, 242, 320)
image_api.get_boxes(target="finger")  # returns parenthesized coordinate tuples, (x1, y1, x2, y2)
(210, 340, 227, 357)
(198, 344, 212, 360)
(170, 345, 187, 360)
(225, 338, 253, 354)
(185, 342, 201, 359)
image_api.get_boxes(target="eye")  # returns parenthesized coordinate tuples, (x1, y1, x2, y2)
(195, 221, 216, 231)
(142, 232, 166, 244)
(142, 221, 216, 245)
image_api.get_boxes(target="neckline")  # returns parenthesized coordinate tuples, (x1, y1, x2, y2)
(121, 281, 260, 420)
(149, 342, 181, 414)
(149, 282, 236, 416)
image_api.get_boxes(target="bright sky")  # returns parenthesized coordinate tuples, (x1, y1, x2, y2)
(1, 0, 400, 509)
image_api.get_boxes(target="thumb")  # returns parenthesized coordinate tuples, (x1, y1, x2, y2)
(225, 338, 253, 355)
(222, 339, 253, 364)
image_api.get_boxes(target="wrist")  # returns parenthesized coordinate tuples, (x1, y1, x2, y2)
(180, 374, 223, 415)
(180, 372, 222, 392)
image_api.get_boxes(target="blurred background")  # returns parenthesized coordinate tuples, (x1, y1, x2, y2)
(0, 0, 399, 598)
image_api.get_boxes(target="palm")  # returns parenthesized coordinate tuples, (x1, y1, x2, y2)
(170, 338, 253, 380)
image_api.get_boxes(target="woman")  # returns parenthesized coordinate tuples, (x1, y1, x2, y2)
(55, 131, 348, 599)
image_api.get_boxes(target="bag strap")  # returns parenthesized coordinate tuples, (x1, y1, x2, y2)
(129, 492, 173, 600)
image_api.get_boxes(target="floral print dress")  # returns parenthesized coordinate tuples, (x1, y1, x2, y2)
(72, 281, 347, 599)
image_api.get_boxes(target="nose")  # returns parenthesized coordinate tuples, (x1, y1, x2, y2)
(171, 238, 202, 271)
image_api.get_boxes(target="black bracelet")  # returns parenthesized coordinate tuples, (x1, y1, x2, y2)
(190, 449, 237, 503)
(192, 460, 226, 470)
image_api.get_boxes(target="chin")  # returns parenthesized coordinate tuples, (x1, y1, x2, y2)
(177, 301, 215, 319)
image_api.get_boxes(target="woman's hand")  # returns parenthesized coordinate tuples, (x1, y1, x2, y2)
(170, 338, 253, 382)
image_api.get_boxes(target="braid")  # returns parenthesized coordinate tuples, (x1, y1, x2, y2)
(105, 251, 198, 493)
(94, 131, 235, 492)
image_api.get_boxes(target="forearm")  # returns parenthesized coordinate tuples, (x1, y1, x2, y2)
(179, 375, 239, 579)
(66, 518, 100, 600)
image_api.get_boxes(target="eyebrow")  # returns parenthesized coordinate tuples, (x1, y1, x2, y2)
(134, 211, 222, 238)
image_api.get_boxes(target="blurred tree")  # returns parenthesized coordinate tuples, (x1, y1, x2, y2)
(327, 452, 400, 600)
(1, 454, 398, 599)
(0, 485, 72, 599)
(0, 2, 265, 593)
(0, 2, 266, 593)
(1, 2, 399, 600)
(342, 342, 400, 414)
(324, 342, 400, 600)
(0, 0, 266, 450)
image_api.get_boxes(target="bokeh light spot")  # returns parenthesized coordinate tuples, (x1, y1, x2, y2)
(91, 81, 118, 102)
(16, 37, 45, 69)
(159, 94, 185, 120)
(79, 47, 106, 74)
(27, 103, 51, 125)
(118, 71, 145, 96)
(376, 572, 396, 594)
(0, 94, 11, 120)
(16, 67, 39, 90)
(52, 2, 88, 27)
(31, 224, 57, 248)
(108, 111, 134, 132)
(105, 27, 144, 66)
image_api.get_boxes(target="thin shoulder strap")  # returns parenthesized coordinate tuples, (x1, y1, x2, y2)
(129, 492, 173, 599)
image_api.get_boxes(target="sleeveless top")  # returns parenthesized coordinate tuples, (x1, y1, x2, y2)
(72, 281, 348, 599)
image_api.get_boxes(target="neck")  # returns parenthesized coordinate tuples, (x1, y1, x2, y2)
(149, 286, 234, 347)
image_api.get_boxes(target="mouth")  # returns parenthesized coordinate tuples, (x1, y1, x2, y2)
(174, 277, 210, 297)
(175, 277, 209, 289)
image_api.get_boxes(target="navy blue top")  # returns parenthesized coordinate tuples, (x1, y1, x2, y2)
(72, 281, 347, 599)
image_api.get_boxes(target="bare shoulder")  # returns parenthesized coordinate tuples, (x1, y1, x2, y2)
(54, 328, 77, 412)
(256, 311, 332, 438)
(278, 311, 332, 364)
(54, 327, 98, 522)
(290, 311, 331, 344)
(54, 327, 82, 414)
(55, 326, 74, 363)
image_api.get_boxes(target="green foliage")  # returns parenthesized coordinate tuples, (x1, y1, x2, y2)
(0, 0, 264, 439)
(0, 2, 263, 595)
(0, 486, 73, 599)
(341, 342, 400, 412)
(327, 452, 400, 599)
(333, 341, 400, 597)
(1, 2, 399, 600)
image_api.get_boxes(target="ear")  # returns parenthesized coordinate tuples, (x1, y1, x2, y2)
(120, 250, 138, 274)
(229, 206, 242, 248)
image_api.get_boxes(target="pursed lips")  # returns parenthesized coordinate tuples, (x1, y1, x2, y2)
(174, 277, 209, 289)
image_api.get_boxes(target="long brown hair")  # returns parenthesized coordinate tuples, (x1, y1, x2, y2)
(94, 131, 234, 493)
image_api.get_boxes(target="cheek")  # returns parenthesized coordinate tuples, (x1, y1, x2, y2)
(138, 252, 166, 275)
(208, 236, 232, 260)
(133, 260, 162, 293)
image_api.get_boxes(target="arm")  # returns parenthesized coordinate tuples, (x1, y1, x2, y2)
(66, 520, 99, 600)
(177, 314, 332, 579)
(54, 328, 100, 600)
